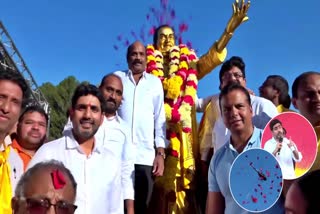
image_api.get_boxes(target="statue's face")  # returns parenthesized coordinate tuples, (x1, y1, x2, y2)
(156, 26, 175, 53)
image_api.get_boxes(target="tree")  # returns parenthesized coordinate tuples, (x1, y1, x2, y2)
(39, 76, 79, 140)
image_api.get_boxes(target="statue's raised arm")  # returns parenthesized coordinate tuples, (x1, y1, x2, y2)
(197, 0, 250, 80)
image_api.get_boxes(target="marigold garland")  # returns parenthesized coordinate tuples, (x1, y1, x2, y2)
(146, 44, 198, 156)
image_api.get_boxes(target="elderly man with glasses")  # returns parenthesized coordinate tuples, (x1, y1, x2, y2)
(11, 160, 78, 214)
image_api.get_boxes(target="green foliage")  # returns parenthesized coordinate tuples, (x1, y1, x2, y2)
(39, 76, 79, 141)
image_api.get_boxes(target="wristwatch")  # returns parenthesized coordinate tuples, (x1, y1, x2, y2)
(157, 151, 166, 159)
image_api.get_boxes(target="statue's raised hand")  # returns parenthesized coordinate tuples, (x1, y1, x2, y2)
(226, 0, 250, 33)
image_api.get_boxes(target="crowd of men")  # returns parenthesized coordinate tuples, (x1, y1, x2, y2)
(1, 31, 320, 214)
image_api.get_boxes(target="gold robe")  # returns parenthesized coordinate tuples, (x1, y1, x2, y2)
(149, 44, 227, 214)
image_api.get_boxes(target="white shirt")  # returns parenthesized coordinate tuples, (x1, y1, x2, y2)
(264, 137, 302, 179)
(208, 94, 278, 153)
(28, 132, 123, 214)
(95, 114, 135, 200)
(114, 70, 166, 166)
(63, 114, 135, 201)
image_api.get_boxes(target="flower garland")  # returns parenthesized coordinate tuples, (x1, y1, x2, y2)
(146, 44, 198, 157)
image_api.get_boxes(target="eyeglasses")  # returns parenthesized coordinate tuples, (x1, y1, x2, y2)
(222, 72, 244, 80)
(23, 197, 77, 214)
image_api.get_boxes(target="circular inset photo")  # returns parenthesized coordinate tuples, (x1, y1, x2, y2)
(261, 112, 318, 180)
(229, 148, 283, 213)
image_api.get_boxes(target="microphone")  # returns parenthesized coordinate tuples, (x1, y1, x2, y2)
(277, 136, 283, 155)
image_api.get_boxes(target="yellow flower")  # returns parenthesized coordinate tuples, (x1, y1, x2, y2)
(180, 47, 189, 55)
(147, 55, 156, 62)
(179, 61, 188, 69)
(169, 64, 179, 74)
(164, 75, 183, 100)
(158, 70, 164, 77)
(170, 59, 180, 66)
(170, 46, 180, 52)
(170, 51, 180, 59)
(147, 44, 155, 50)
(156, 58, 163, 64)
(179, 103, 192, 128)
(154, 49, 162, 56)
(185, 86, 197, 98)
(156, 62, 163, 69)
(171, 136, 180, 151)
(152, 70, 160, 77)
(164, 103, 172, 121)
(187, 73, 198, 83)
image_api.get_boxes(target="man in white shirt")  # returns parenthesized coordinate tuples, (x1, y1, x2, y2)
(264, 118, 302, 179)
(97, 73, 135, 214)
(197, 56, 278, 158)
(29, 83, 122, 214)
(114, 41, 166, 214)
(62, 74, 135, 213)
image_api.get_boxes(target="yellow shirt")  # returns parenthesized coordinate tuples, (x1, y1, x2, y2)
(0, 140, 12, 214)
(276, 104, 295, 113)
(198, 95, 220, 161)
(310, 126, 320, 172)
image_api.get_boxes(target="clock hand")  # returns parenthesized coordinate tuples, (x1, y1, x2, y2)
(249, 163, 267, 181)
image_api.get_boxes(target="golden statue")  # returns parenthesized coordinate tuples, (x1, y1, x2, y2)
(147, 1, 250, 213)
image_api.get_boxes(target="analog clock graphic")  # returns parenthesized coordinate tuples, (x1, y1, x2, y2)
(229, 148, 283, 212)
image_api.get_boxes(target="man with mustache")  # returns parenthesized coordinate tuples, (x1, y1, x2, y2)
(29, 83, 123, 213)
(62, 74, 135, 213)
(98, 73, 135, 214)
(114, 41, 166, 214)
(0, 68, 30, 213)
(264, 119, 302, 179)
(292, 71, 320, 172)
(10, 105, 48, 171)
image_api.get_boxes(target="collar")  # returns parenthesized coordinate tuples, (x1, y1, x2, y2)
(105, 113, 121, 122)
(228, 127, 261, 153)
(0, 135, 12, 151)
(127, 69, 146, 82)
(65, 131, 102, 154)
(11, 139, 32, 158)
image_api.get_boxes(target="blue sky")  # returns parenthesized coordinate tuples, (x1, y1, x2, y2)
(230, 149, 283, 212)
(1, 0, 320, 109)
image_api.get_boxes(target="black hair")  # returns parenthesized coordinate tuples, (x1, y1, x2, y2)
(292, 71, 320, 98)
(219, 56, 246, 83)
(219, 83, 251, 110)
(71, 83, 106, 112)
(153, 25, 175, 48)
(0, 67, 30, 105)
(269, 118, 282, 131)
(265, 75, 291, 108)
(18, 105, 49, 126)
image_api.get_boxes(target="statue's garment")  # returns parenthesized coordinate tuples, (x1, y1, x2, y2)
(149, 44, 227, 214)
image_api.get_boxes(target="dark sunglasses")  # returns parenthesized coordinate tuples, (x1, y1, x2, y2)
(25, 197, 77, 214)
